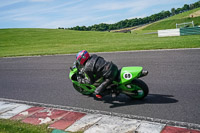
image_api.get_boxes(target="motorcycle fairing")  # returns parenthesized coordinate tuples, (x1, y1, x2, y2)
(120, 66, 143, 84)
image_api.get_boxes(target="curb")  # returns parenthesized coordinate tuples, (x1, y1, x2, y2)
(0, 99, 200, 133)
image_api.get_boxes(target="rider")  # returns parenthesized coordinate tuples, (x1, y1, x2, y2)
(75, 50, 118, 99)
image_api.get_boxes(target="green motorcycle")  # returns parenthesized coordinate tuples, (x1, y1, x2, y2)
(69, 66, 149, 99)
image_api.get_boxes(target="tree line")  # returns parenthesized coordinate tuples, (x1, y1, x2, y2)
(62, 1, 200, 31)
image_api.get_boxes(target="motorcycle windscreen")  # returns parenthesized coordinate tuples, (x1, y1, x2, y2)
(120, 66, 143, 84)
(69, 68, 78, 80)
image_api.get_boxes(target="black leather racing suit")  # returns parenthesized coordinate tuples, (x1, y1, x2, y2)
(78, 54, 118, 96)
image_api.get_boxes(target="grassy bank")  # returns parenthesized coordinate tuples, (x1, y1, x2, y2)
(0, 119, 52, 133)
(165, 7, 200, 20)
(143, 7, 200, 30)
(143, 17, 200, 30)
(0, 28, 200, 57)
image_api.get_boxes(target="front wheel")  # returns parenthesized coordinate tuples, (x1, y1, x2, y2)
(125, 79, 149, 100)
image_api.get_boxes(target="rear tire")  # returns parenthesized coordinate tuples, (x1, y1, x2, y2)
(126, 79, 149, 100)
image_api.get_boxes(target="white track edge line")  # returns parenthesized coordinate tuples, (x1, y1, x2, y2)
(2, 48, 200, 59)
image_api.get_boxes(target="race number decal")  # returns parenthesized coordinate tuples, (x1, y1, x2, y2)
(123, 72, 132, 80)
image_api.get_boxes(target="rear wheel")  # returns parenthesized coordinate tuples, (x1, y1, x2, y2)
(125, 79, 149, 100)
(73, 83, 92, 95)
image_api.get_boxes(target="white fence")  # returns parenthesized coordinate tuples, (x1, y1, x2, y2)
(158, 29, 180, 37)
(176, 21, 194, 28)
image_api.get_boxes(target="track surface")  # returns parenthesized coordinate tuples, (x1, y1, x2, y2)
(0, 49, 200, 124)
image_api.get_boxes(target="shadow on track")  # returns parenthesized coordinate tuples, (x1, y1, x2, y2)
(93, 94, 178, 108)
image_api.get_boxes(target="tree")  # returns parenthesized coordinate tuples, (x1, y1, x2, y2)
(190, 4, 195, 9)
(164, 11, 171, 18)
(74, 26, 80, 30)
(175, 8, 182, 14)
(171, 8, 176, 15)
(183, 4, 190, 11)
(193, 0, 200, 8)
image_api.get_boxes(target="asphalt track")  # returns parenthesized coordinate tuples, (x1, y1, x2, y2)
(0, 49, 200, 125)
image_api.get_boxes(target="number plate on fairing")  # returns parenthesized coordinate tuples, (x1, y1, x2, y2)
(123, 72, 133, 80)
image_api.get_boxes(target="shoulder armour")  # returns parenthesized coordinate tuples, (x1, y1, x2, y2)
(84, 54, 99, 72)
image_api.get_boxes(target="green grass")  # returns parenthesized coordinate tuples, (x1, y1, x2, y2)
(0, 28, 200, 57)
(0, 119, 52, 133)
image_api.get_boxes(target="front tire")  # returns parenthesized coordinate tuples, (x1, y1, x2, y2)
(125, 79, 149, 100)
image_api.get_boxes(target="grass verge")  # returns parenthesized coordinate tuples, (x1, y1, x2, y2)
(0, 119, 52, 133)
